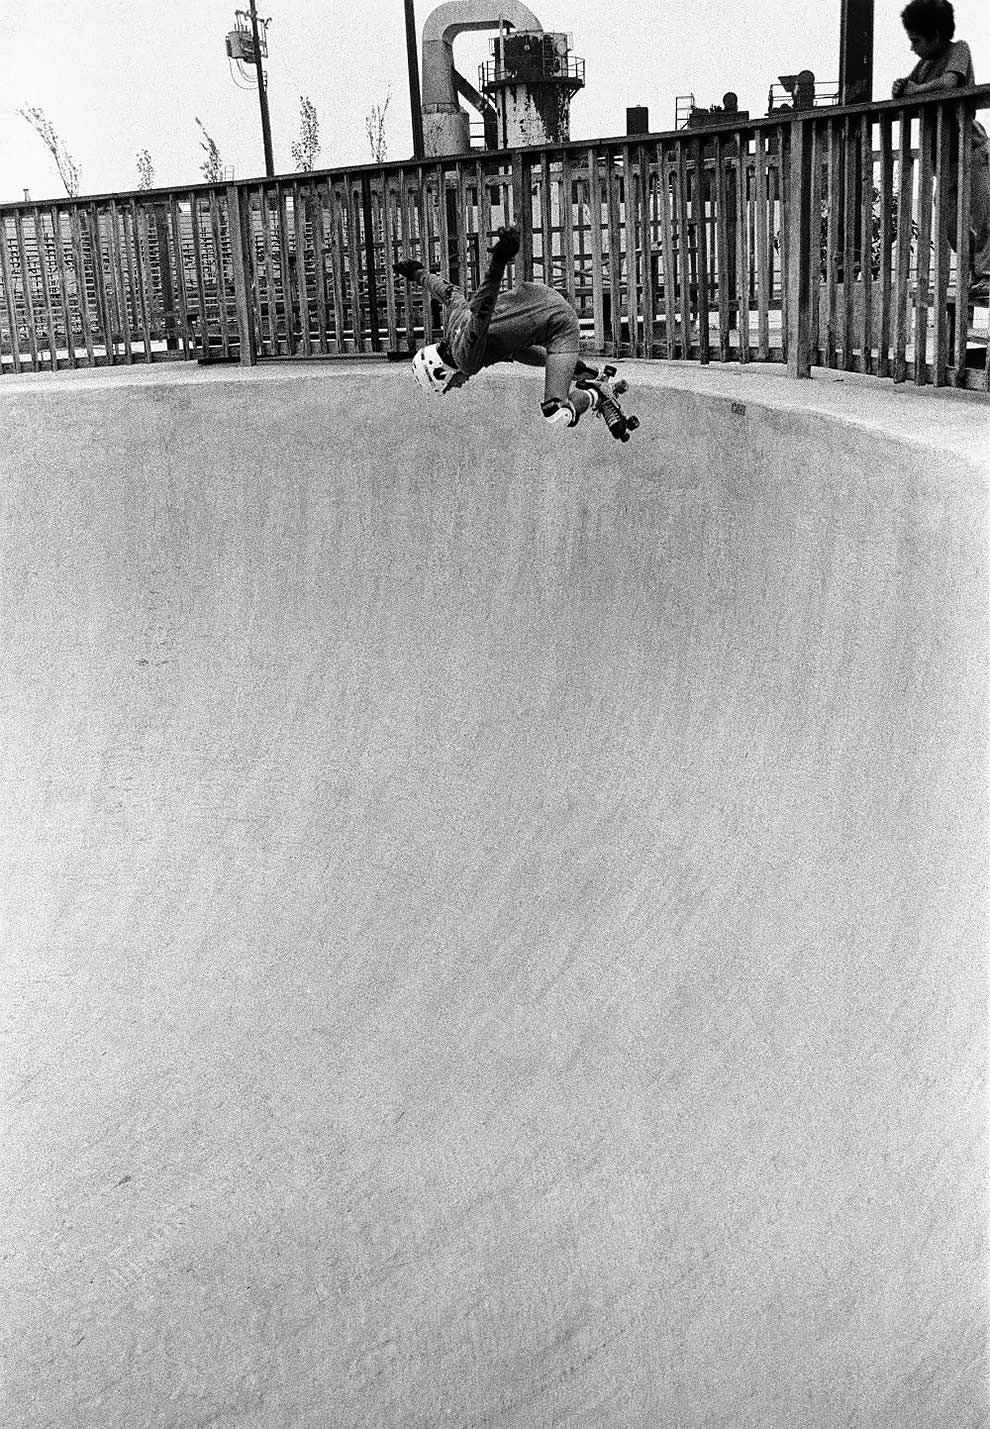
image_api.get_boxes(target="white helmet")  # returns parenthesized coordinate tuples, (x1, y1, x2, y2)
(412, 343, 459, 395)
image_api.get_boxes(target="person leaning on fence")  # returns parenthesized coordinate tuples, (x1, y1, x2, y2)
(891, 0, 990, 300)
(394, 226, 604, 427)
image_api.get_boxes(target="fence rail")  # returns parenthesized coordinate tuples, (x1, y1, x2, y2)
(2, 87, 988, 390)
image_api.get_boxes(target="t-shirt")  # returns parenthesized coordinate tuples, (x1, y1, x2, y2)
(447, 283, 577, 371)
(910, 39, 988, 152)
(910, 37, 975, 87)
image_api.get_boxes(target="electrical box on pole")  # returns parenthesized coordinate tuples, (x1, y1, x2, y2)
(226, 4, 274, 178)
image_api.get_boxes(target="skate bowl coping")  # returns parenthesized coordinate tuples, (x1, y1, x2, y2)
(1, 360, 988, 1427)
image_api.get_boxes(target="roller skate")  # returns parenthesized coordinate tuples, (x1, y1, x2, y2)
(575, 365, 640, 442)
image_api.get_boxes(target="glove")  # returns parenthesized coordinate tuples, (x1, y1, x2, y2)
(394, 259, 424, 280)
(491, 226, 520, 263)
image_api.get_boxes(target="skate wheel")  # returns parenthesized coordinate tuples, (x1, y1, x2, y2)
(602, 364, 617, 379)
(612, 380, 628, 395)
(627, 415, 640, 430)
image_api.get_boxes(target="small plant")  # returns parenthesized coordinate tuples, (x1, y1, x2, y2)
(195, 118, 225, 184)
(366, 94, 391, 164)
(291, 95, 321, 172)
(18, 105, 80, 197)
(136, 150, 155, 191)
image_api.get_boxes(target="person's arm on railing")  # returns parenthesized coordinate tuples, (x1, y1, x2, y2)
(892, 70, 960, 98)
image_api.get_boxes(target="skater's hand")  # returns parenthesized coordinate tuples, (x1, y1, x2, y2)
(491, 226, 520, 263)
(394, 258, 424, 280)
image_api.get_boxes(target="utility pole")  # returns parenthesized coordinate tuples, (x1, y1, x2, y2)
(226, 5, 275, 178)
(403, 0, 425, 159)
(839, 0, 874, 105)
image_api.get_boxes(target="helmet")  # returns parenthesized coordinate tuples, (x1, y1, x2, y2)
(412, 343, 459, 395)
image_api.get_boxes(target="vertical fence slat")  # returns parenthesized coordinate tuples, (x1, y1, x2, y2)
(892, 111, 913, 382)
(108, 203, 132, 363)
(326, 182, 346, 351)
(735, 136, 751, 363)
(365, 179, 385, 353)
(510, 153, 532, 281)
(151, 203, 177, 354)
(913, 106, 935, 384)
(639, 143, 657, 359)
(841, 118, 858, 370)
(478, 158, 494, 253)
(334, 180, 352, 350)
(587, 148, 606, 353)
(343, 179, 362, 350)
(397, 171, 415, 350)
(167, 197, 190, 359)
(605, 150, 623, 356)
(258, 188, 278, 356)
(786, 117, 814, 379)
(753, 132, 770, 360)
(808, 122, 824, 365)
(656, 141, 678, 357)
(14, 211, 39, 370)
(189, 194, 208, 358)
(271, 182, 291, 356)
(693, 137, 711, 365)
(226, 184, 255, 367)
(214, 189, 235, 359)
(931, 105, 952, 385)
(623, 144, 641, 358)
(34, 209, 58, 370)
(309, 181, 330, 355)
(674, 143, 692, 357)
(823, 124, 840, 368)
(857, 115, 874, 374)
(538, 153, 553, 287)
(876, 115, 894, 378)
(71, 209, 95, 365)
(85, 206, 111, 364)
(380, 177, 399, 351)
(132, 201, 154, 361)
(51, 211, 76, 369)
(953, 102, 974, 386)
(714, 136, 731, 362)
(420, 171, 437, 345)
(0, 218, 22, 373)
(560, 151, 576, 310)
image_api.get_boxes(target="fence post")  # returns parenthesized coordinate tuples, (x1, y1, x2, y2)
(153, 202, 178, 351)
(361, 173, 382, 353)
(512, 152, 534, 279)
(786, 114, 814, 378)
(226, 184, 257, 366)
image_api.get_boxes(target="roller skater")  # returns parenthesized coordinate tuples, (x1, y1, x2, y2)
(394, 226, 638, 438)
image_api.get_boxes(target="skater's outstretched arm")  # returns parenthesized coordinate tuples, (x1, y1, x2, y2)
(467, 226, 521, 322)
(393, 258, 461, 309)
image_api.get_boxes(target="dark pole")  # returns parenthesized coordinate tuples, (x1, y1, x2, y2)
(403, 0, 425, 159)
(839, 0, 874, 105)
(249, 0, 275, 177)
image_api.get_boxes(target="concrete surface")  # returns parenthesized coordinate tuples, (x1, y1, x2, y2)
(1, 359, 988, 1427)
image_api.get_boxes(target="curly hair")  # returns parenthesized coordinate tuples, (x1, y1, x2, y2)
(900, 0, 956, 40)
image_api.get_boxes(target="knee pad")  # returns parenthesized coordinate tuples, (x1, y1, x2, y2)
(541, 398, 578, 428)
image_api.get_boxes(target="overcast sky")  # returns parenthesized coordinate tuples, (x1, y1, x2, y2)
(2, 0, 989, 203)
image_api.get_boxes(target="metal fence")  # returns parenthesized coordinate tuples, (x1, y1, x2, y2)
(1, 85, 988, 390)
